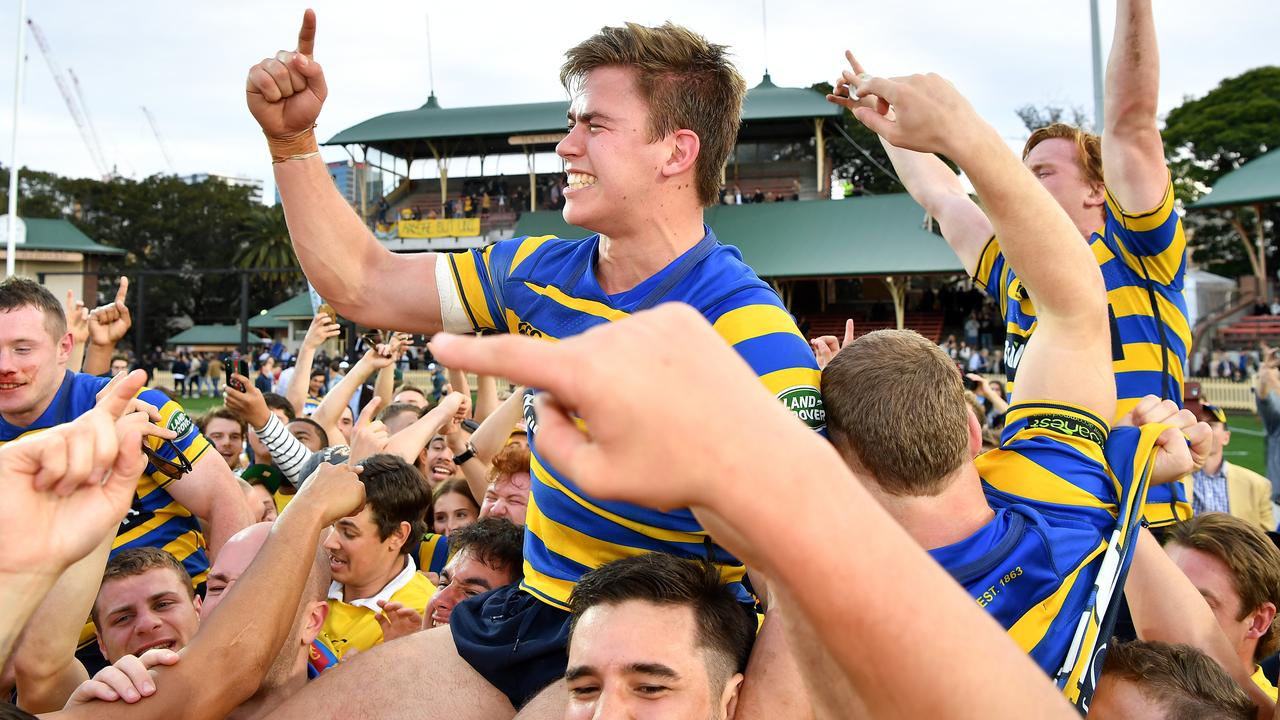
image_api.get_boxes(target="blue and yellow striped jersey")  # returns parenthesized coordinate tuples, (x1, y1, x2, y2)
(446, 229, 823, 608)
(944, 401, 1161, 709)
(973, 180, 1190, 526)
(0, 370, 214, 582)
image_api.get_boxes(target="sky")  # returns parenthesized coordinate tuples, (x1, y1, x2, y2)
(0, 0, 1275, 204)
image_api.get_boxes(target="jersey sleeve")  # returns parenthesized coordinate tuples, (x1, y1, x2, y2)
(138, 387, 212, 489)
(707, 289, 825, 433)
(978, 401, 1118, 532)
(1104, 179, 1186, 286)
(439, 236, 546, 334)
(971, 235, 1008, 309)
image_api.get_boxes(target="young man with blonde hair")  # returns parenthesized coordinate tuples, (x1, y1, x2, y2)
(1165, 512, 1280, 700)
(250, 14, 820, 718)
(831, 0, 1191, 527)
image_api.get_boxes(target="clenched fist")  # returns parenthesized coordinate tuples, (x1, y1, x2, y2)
(246, 9, 328, 139)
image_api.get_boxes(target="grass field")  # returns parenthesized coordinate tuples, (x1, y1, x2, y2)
(1225, 411, 1268, 474)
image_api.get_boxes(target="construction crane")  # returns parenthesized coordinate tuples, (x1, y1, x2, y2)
(141, 106, 177, 175)
(26, 18, 112, 179)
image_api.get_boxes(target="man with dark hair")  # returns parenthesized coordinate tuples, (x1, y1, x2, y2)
(1092, 640, 1255, 719)
(260, 14, 820, 717)
(425, 518, 524, 629)
(320, 454, 435, 660)
(109, 355, 129, 377)
(834, 0, 1191, 528)
(287, 417, 329, 452)
(254, 357, 276, 396)
(91, 548, 202, 663)
(563, 553, 755, 720)
(1165, 512, 1280, 700)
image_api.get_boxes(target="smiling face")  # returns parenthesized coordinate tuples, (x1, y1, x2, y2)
(94, 568, 201, 662)
(480, 471, 531, 527)
(425, 547, 517, 628)
(565, 600, 740, 720)
(205, 416, 245, 470)
(322, 506, 406, 597)
(433, 489, 479, 537)
(556, 66, 674, 237)
(0, 305, 72, 426)
(420, 436, 456, 487)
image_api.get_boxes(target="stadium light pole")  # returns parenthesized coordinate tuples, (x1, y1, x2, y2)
(6, 0, 28, 277)
(1089, 0, 1105, 130)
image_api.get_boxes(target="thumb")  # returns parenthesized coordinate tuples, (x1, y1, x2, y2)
(852, 106, 896, 141)
(96, 370, 148, 418)
(357, 397, 382, 429)
(292, 54, 328, 98)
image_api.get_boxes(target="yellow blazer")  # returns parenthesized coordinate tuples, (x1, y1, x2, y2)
(1185, 463, 1275, 532)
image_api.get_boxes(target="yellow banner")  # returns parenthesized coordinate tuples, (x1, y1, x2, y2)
(397, 218, 481, 238)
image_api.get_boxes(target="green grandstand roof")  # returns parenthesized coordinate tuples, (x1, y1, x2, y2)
(511, 194, 963, 279)
(1191, 148, 1280, 210)
(325, 75, 841, 157)
(167, 324, 268, 346)
(11, 218, 124, 255)
(249, 292, 314, 329)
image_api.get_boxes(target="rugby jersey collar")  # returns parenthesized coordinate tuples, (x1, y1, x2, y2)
(928, 505, 1033, 586)
(572, 225, 719, 308)
(327, 555, 419, 612)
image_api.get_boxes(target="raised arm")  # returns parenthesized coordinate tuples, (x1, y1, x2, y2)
(312, 350, 390, 442)
(287, 313, 340, 417)
(1102, 0, 1169, 213)
(427, 306, 1078, 719)
(63, 290, 89, 374)
(384, 394, 463, 466)
(853, 72, 1113, 420)
(12, 538, 109, 712)
(472, 375, 499, 423)
(84, 278, 131, 377)
(246, 11, 444, 333)
(0, 371, 150, 667)
(470, 387, 527, 465)
(54, 462, 367, 720)
(829, 51, 993, 275)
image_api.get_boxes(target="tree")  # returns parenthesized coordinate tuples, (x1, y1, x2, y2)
(1162, 67, 1280, 287)
(1014, 104, 1092, 134)
(0, 167, 302, 350)
(235, 204, 299, 291)
(810, 81, 905, 196)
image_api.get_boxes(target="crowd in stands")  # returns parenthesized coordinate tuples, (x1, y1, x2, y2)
(5, 5, 1280, 720)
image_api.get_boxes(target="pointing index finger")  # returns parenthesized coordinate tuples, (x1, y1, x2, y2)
(115, 276, 129, 305)
(296, 9, 317, 57)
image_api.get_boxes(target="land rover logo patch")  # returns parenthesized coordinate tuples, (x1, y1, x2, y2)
(778, 386, 825, 432)
(168, 411, 194, 440)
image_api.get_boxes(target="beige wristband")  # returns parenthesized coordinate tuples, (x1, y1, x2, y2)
(267, 126, 319, 164)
